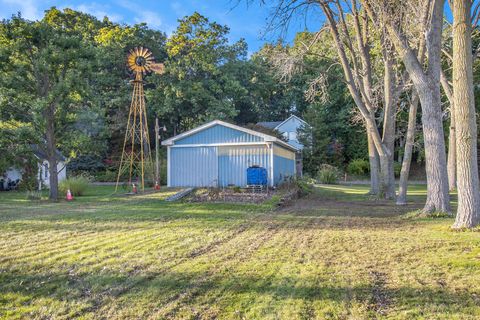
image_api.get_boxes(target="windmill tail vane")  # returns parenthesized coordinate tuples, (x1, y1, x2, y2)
(115, 47, 164, 193)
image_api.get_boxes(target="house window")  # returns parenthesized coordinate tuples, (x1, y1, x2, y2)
(44, 163, 48, 179)
(283, 132, 297, 141)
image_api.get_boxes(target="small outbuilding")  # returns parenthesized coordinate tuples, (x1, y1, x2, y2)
(1, 144, 66, 191)
(162, 120, 298, 187)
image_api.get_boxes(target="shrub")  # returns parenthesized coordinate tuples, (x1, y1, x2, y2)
(59, 175, 90, 196)
(277, 176, 313, 197)
(67, 155, 105, 173)
(95, 169, 118, 182)
(317, 164, 339, 184)
(295, 177, 314, 196)
(347, 159, 370, 176)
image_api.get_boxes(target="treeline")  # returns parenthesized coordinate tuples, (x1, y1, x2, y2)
(0, 8, 362, 198)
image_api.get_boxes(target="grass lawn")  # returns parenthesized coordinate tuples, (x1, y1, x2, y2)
(0, 184, 479, 319)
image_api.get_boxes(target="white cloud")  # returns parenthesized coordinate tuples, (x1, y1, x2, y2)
(133, 10, 162, 29)
(0, 0, 41, 20)
(117, 0, 163, 29)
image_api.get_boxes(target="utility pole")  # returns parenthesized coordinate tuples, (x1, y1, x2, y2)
(155, 116, 160, 190)
(154, 117, 167, 190)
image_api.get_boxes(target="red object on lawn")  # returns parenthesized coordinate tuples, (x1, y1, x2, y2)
(154, 181, 160, 190)
(66, 189, 73, 201)
(132, 183, 137, 194)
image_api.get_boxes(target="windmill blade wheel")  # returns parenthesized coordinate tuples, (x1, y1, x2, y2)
(127, 47, 155, 74)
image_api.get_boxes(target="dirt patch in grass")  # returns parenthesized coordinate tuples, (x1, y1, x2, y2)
(367, 270, 390, 315)
(187, 188, 274, 204)
(278, 190, 423, 218)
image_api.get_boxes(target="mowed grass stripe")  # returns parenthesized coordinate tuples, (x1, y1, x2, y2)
(0, 229, 93, 253)
(172, 217, 310, 319)
(67, 221, 260, 318)
(0, 214, 235, 268)
(94, 219, 285, 319)
(147, 218, 304, 317)
(77, 222, 245, 274)
(0, 230, 105, 264)
(0, 228, 152, 269)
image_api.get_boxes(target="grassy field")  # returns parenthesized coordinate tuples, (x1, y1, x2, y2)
(0, 184, 479, 319)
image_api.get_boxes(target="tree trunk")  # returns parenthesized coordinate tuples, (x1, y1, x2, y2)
(447, 111, 457, 191)
(382, 51, 396, 200)
(45, 106, 59, 201)
(452, 0, 480, 229)
(441, 69, 456, 191)
(418, 82, 450, 213)
(397, 93, 419, 205)
(367, 129, 380, 195)
(379, 154, 393, 199)
(397, 137, 405, 164)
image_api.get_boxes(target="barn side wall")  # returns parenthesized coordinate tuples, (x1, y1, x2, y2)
(169, 147, 218, 187)
(272, 144, 296, 185)
(218, 145, 270, 187)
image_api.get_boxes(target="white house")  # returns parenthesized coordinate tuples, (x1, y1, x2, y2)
(1, 145, 67, 191)
(257, 115, 310, 175)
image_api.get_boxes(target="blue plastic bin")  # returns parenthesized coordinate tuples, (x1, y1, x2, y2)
(247, 166, 268, 185)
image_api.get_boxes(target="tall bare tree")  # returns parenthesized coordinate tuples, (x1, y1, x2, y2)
(451, 0, 480, 228)
(396, 93, 420, 205)
(264, 0, 399, 199)
(365, 0, 451, 213)
(324, 1, 397, 199)
(397, 21, 428, 205)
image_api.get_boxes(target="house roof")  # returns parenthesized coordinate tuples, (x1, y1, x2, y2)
(256, 121, 283, 130)
(31, 144, 66, 161)
(274, 115, 309, 130)
(162, 120, 298, 151)
(257, 115, 309, 131)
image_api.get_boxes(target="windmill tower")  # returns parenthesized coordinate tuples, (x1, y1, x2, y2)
(115, 47, 164, 192)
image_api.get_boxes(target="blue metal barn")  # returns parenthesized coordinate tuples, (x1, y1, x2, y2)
(162, 120, 298, 187)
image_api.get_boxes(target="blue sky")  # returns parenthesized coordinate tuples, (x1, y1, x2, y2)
(0, 0, 321, 54)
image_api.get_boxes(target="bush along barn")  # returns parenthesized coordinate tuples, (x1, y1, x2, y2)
(161, 120, 298, 188)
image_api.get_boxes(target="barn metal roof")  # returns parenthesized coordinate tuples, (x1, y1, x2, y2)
(162, 120, 298, 151)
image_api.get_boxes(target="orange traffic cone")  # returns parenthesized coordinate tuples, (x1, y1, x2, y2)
(132, 183, 137, 194)
(66, 189, 73, 201)
(154, 181, 160, 190)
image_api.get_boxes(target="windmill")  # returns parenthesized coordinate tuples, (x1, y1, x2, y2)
(115, 47, 164, 192)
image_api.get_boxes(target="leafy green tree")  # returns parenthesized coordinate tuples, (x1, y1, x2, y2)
(0, 10, 95, 199)
(150, 12, 248, 133)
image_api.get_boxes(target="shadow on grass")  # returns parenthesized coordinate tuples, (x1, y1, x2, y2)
(0, 184, 449, 233)
(1, 269, 478, 318)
